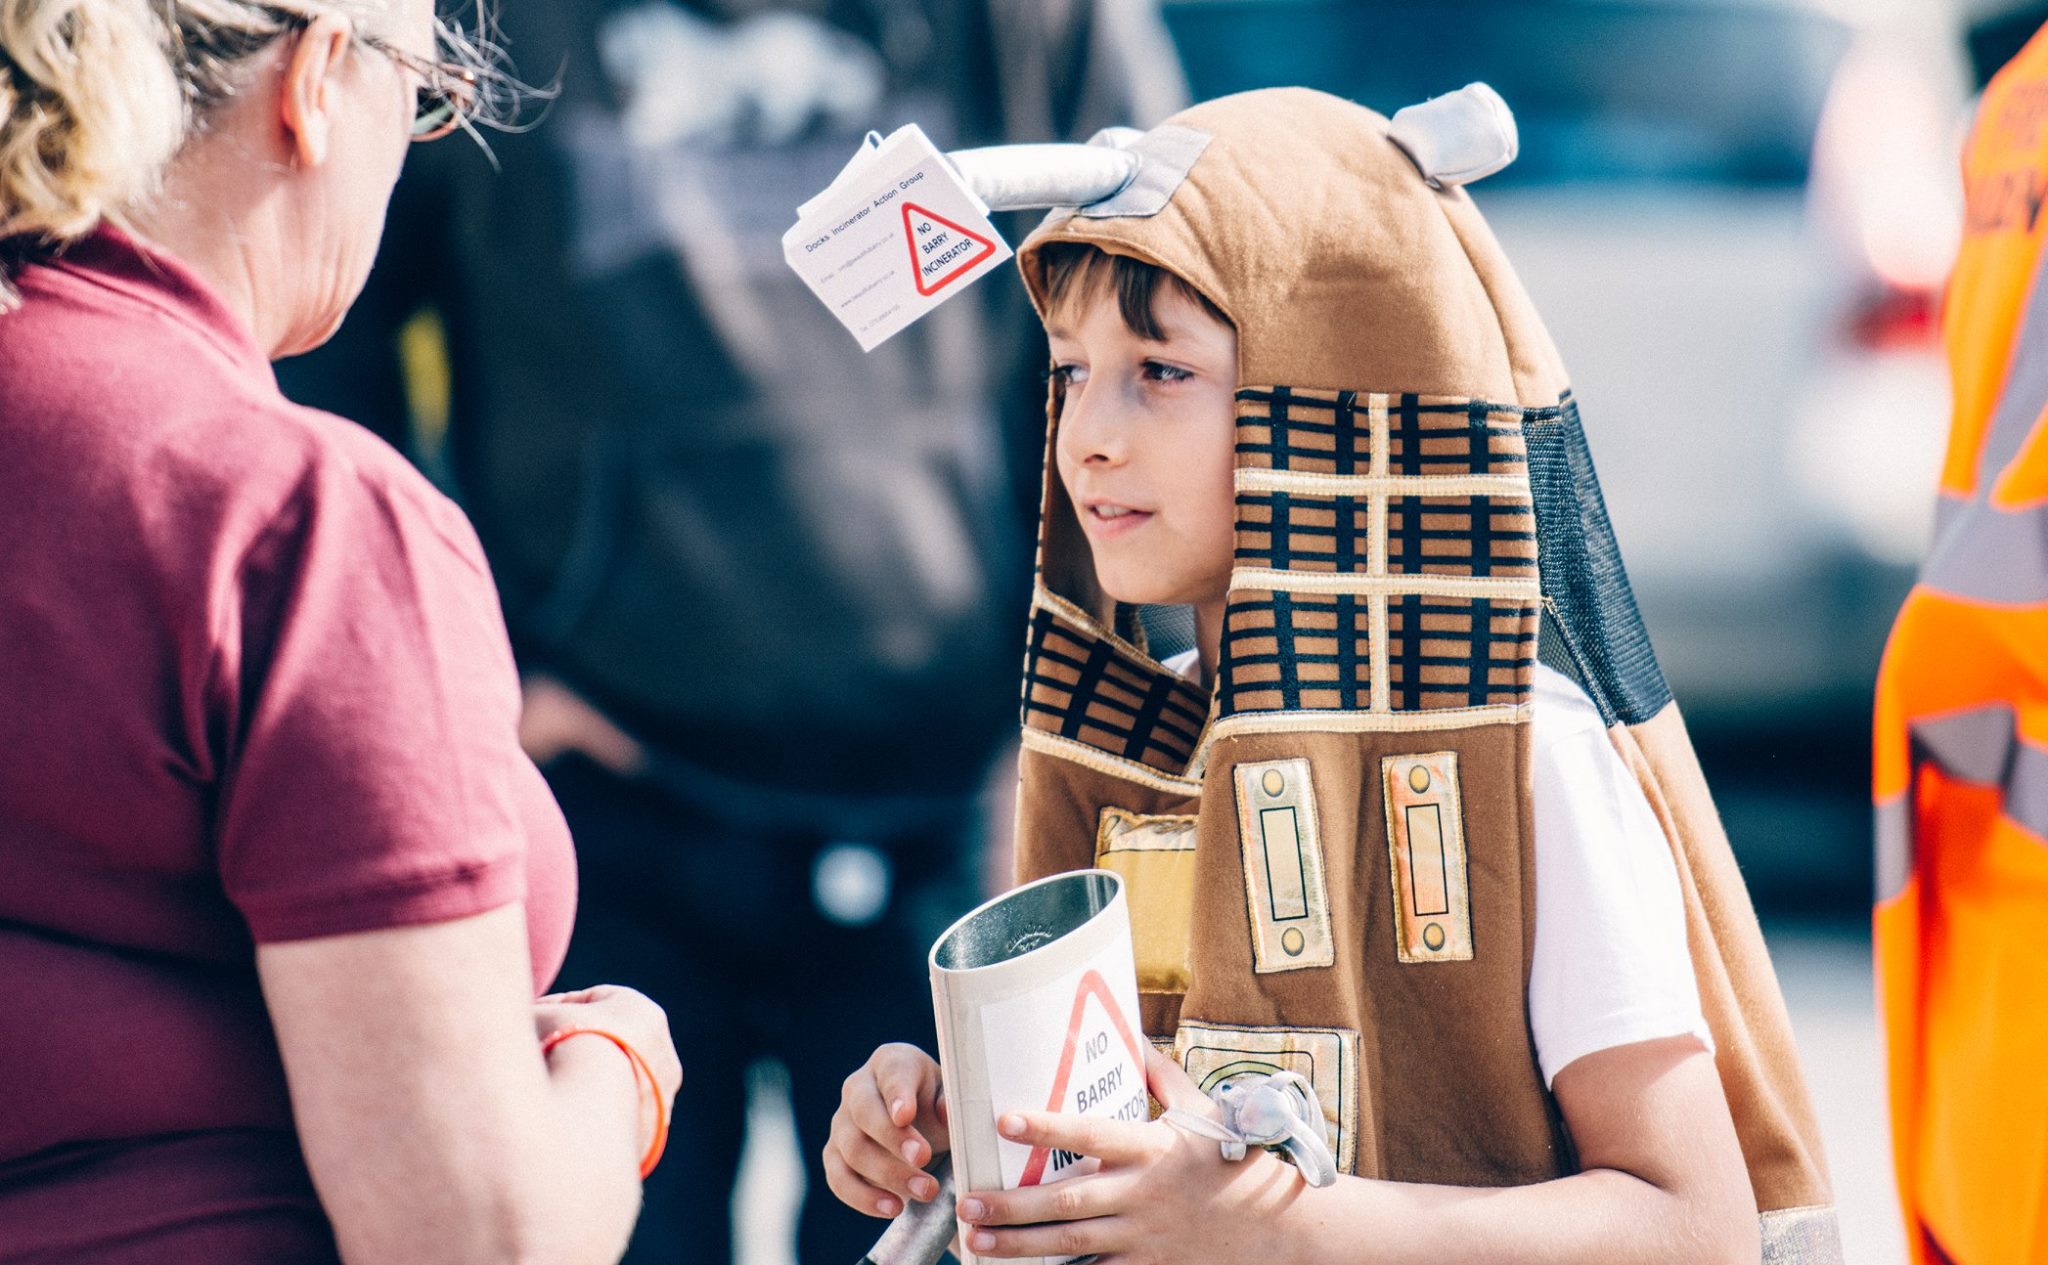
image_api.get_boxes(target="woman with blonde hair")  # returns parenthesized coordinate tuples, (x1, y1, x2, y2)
(0, 1, 679, 1261)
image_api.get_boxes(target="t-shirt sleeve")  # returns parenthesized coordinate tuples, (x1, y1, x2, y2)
(209, 442, 534, 944)
(1527, 668, 1713, 1088)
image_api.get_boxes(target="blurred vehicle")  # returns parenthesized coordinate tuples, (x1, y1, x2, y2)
(1161, 0, 1969, 902)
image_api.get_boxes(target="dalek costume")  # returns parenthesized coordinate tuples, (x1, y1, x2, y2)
(1003, 87, 1840, 1260)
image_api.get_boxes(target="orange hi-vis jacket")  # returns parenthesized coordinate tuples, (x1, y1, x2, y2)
(1875, 24, 2048, 1265)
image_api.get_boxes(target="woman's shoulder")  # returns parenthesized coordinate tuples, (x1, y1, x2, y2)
(258, 399, 486, 574)
(1, 313, 490, 666)
(3, 235, 476, 570)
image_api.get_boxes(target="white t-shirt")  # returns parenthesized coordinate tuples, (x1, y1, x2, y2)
(1162, 651, 1711, 1086)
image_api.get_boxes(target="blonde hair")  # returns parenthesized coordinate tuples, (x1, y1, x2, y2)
(0, 0, 521, 304)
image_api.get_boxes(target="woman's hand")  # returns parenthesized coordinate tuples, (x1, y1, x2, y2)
(825, 1042, 950, 1218)
(534, 984, 683, 1126)
(957, 1047, 1307, 1264)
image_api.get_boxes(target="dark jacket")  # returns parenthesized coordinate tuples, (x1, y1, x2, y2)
(280, 0, 1185, 813)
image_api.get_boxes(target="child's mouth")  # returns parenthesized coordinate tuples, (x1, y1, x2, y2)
(1086, 503, 1154, 538)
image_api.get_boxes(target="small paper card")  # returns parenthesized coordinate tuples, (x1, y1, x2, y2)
(782, 123, 1013, 351)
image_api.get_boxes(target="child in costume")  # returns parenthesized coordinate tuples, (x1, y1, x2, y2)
(825, 87, 1839, 1263)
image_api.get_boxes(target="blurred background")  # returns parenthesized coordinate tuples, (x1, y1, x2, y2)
(284, 0, 2045, 1260)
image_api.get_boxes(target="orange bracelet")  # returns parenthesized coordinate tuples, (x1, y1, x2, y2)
(540, 1026, 670, 1179)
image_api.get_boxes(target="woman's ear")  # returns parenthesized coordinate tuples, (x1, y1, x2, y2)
(279, 14, 355, 168)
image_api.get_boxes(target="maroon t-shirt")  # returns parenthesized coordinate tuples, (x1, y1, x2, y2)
(0, 227, 578, 1261)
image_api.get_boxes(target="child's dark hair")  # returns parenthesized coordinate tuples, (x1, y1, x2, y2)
(1038, 242, 1230, 340)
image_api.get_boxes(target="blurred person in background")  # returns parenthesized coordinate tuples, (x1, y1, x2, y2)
(0, 0, 680, 1261)
(1873, 13, 2048, 1265)
(277, 2, 1186, 1260)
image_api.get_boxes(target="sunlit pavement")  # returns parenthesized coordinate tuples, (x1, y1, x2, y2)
(729, 918, 1906, 1265)
(1765, 917, 1907, 1265)
(734, 1061, 804, 1265)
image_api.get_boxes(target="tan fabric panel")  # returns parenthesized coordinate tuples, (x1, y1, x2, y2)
(1014, 745, 1195, 882)
(1432, 191, 1573, 408)
(1192, 727, 1562, 1186)
(1015, 743, 1199, 1038)
(1609, 705, 1835, 1213)
(1018, 723, 1569, 1187)
(1094, 807, 1201, 994)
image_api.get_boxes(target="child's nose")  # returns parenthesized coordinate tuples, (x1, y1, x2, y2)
(1061, 393, 1131, 465)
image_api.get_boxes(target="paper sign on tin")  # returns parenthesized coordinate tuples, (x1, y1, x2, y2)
(783, 123, 1012, 351)
(978, 959, 1147, 1196)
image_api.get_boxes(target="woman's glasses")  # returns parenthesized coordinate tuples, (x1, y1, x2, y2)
(358, 35, 479, 142)
(260, 6, 498, 144)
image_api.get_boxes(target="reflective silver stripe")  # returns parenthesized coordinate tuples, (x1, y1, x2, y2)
(1920, 491, 2048, 604)
(1913, 704, 2048, 840)
(1933, 490, 1964, 540)
(1915, 704, 2024, 784)
(1876, 795, 1912, 903)
(1918, 225, 2048, 604)
(1886, 706, 2048, 892)
(1759, 1205, 1845, 1265)
(1976, 232, 2048, 492)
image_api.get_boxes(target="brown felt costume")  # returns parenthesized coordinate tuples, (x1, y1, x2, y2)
(1008, 88, 1840, 1259)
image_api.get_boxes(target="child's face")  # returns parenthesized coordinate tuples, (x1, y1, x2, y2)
(1049, 284, 1240, 612)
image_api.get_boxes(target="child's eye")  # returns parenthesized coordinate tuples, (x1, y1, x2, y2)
(1045, 363, 1088, 387)
(1142, 360, 1193, 383)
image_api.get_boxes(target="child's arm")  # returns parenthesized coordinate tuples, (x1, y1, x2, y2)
(824, 1043, 952, 1219)
(960, 1036, 1758, 1265)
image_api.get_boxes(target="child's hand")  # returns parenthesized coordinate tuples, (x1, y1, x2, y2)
(824, 1042, 951, 1218)
(957, 1047, 1308, 1263)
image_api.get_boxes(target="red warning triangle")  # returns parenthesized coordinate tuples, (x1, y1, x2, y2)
(1016, 968, 1146, 1187)
(902, 202, 998, 297)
